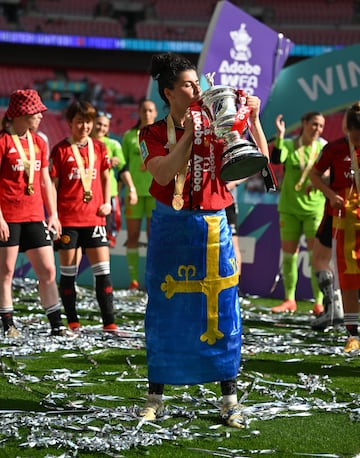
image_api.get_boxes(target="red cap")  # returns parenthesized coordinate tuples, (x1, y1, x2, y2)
(5, 89, 47, 119)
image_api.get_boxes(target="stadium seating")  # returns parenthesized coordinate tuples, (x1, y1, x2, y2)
(0, 64, 149, 143)
(153, 0, 215, 21)
(0, 0, 358, 143)
(135, 20, 208, 41)
(33, 0, 99, 17)
(279, 26, 360, 45)
(20, 15, 124, 37)
(322, 111, 346, 142)
(66, 70, 148, 101)
(0, 66, 55, 97)
(0, 0, 357, 44)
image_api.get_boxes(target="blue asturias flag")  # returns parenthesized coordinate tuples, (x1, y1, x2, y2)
(145, 203, 241, 385)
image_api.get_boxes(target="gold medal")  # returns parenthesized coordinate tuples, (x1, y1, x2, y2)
(71, 138, 94, 205)
(167, 116, 189, 212)
(294, 182, 302, 192)
(172, 194, 184, 211)
(83, 190, 93, 203)
(27, 183, 34, 195)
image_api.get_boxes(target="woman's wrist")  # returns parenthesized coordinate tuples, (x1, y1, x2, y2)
(274, 137, 284, 148)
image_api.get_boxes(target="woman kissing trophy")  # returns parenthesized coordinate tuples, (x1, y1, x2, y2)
(201, 72, 277, 191)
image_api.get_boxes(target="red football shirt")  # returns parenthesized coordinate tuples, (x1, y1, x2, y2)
(0, 130, 48, 222)
(313, 137, 355, 215)
(140, 119, 232, 210)
(50, 137, 110, 226)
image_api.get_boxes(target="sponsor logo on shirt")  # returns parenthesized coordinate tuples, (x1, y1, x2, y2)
(68, 168, 97, 180)
(140, 140, 149, 161)
(11, 159, 41, 172)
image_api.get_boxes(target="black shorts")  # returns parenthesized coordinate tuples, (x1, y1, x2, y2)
(225, 203, 237, 236)
(0, 221, 52, 252)
(316, 213, 332, 248)
(55, 226, 109, 250)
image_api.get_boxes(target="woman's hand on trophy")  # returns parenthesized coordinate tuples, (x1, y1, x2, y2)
(246, 95, 261, 122)
(184, 108, 194, 133)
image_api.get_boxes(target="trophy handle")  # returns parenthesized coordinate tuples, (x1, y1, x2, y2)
(236, 90, 278, 192)
(261, 164, 278, 192)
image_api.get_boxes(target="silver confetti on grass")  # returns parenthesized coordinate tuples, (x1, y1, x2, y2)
(14, 406, 199, 453)
(349, 408, 360, 422)
(187, 446, 276, 456)
(297, 373, 333, 394)
(242, 306, 345, 357)
(1, 280, 359, 456)
(292, 455, 341, 457)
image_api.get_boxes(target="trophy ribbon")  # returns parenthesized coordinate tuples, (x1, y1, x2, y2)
(10, 127, 36, 195)
(167, 115, 191, 211)
(70, 137, 95, 203)
(294, 137, 319, 191)
(231, 89, 251, 135)
(233, 91, 278, 192)
(349, 142, 360, 205)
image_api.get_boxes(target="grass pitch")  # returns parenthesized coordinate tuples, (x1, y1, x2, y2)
(0, 282, 359, 457)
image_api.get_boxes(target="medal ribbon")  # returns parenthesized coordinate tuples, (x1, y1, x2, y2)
(167, 115, 191, 211)
(70, 137, 95, 199)
(294, 136, 319, 191)
(10, 127, 35, 194)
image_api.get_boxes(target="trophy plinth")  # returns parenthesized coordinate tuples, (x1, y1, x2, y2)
(220, 131, 268, 181)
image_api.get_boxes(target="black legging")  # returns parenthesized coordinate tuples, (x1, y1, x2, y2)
(148, 379, 237, 396)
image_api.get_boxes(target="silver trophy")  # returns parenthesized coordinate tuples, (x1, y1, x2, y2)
(201, 75, 268, 181)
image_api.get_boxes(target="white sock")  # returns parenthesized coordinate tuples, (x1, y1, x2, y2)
(147, 393, 162, 403)
(222, 394, 237, 406)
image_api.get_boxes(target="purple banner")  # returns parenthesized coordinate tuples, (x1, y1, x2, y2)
(238, 203, 313, 300)
(197, 0, 293, 107)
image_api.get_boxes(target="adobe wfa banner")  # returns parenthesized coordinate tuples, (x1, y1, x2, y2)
(197, 0, 294, 107)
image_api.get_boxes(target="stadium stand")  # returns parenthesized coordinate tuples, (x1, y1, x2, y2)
(0, 66, 54, 97)
(135, 20, 208, 41)
(0, 0, 358, 145)
(254, 0, 355, 25)
(153, 0, 215, 21)
(20, 15, 125, 37)
(0, 0, 356, 44)
(28, 0, 97, 16)
(0, 64, 149, 145)
(278, 27, 360, 45)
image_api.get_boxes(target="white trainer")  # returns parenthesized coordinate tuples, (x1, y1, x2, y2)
(220, 403, 245, 428)
(139, 396, 164, 421)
